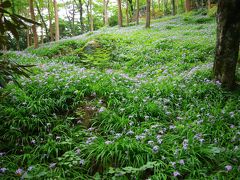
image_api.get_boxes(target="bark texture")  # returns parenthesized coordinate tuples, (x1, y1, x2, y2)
(117, 0, 123, 27)
(89, 0, 94, 32)
(207, 0, 211, 9)
(48, 0, 54, 41)
(213, 0, 240, 89)
(53, 0, 59, 41)
(185, 0, 191, 12)
(103, 0, 109, 26)
(29, 0, 38, 48)
(126, 0, 129, 26)
(79, 0, 84, 33)
(136, 0, 139, 25)
(171, 0, 175, 15)
(145, 0, 151, 28)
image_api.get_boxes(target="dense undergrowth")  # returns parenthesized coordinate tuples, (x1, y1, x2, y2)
(1, 13, 240, 179)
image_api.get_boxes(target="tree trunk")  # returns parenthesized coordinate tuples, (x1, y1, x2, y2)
(152, 0, 155, 18)
(213, 0, 240, 90)
(103, 0, 109, 26)
(128, 0, 134, 17)
(86, 1, 90, 31)
(117, 0, 123, 27)
(79, 0, 84, 33)
(89, 0, 94, 32)
(41, 25, 44, 44)
(72, 3, 75, 36)
(53, 0, 59, 41)
(136, 0, 139, 25)
(126, 0, 129, 26)
(185, 0, 191, 12)
(171, 0, 175, 15)
(164, 0, 168, 15)
(27, 28, 30, 47)
(207, 0, 211, 9)
(29, 0, 38, 48)
(36, 1, 49, 41)
(145, 0, 151, 28)
(48, 0, 54, 41)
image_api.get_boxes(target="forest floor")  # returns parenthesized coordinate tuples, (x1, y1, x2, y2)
(1, 12, 240, 179)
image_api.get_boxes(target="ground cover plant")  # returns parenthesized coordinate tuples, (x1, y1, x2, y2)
(0, 14, 240, 179)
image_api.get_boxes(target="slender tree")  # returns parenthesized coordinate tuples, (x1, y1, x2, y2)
(126, 0, 129, 26)
(48, 0, 54, 41)
(53, 0, 59, 41)
(185, 0, 191, 12)
(89, 0, 93, 31)
(207, 0, 211, 9)
(86, 0, 90, 31)
(117, 0, 123, 27)
(152, 0, 155, 18)
(79, 0, 84, 33)
(157, 0, 160, 12)
(136, 0, 139, 25)
(103, 0, 109, 26)
(29, 0, 38, 48)
(35, 1, 49, 41)
(171, 0, 175, 15)
(213, 0, 240, 90)
(163, 0, 168, 15)
(146, 0, 151, 28)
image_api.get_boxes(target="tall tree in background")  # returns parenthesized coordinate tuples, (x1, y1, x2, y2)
(117, 0, 123, 27)
(171, 0, 175, 15)
(65, 0, 76, 36)
(126, 0, 129, 26)
(163, 0, 168, 15)
(103, 0, 109, 26)
(207, 0, 211, 9)
(36, 1, 48, 41)
(89, 0, 93, 31)
(213, 0, 240, 90)
(185, 0, 191, 12)
(76, 0, 84, 33)
(29, 0, 38, 48)
(136, 0, 139, 25)
(47, 0, 53, 41)
(157, 0, 160, 12)
(145, 0, 151, 28)
(53, 0, 59, 41)
(151, 0, 155, 18)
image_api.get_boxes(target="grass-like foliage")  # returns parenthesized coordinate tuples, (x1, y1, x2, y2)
(1, 13, 240, 179)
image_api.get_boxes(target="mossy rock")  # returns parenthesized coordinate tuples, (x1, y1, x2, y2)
(83, 40, 101, 54)
(72, 40, 111, 67)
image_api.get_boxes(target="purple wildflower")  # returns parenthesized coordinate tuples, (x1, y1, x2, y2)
(49, 163, 56, 169)
(27, 166, 34, 171)
(152, 145, 159, 153)
(182, 139, 188, 150)
(225, 165, 232, 172)
(105, 140, 113, 145)
(173, 171, 180, 177)
(79, 159, 85, 165)
(15, 168, 24, 176)
(0, 168, 7, 173)
(179, 159, 185, 165)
